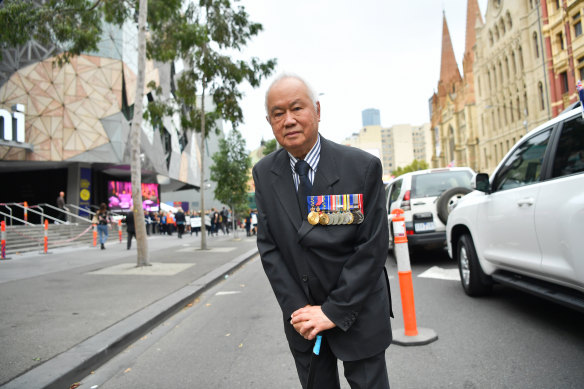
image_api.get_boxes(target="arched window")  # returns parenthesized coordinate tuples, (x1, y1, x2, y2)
(538, 82, 545, 110)
(489, 30, 494, 46)
(516, 96, 521, 119)
(493, 65, 498, 87)
(511, 51, 517, 74)
(518, 46, 524, 69)
(505, 57, 510, 79)
(503, 104, 508, 125)
(499, 61, 504, 83)
(507, 12, 513, 30)
(495, 25, 500, 41)
(510, 100, 514, 122)
(524, 91, 529, 115)
(533, 32, 539, 58)
(500, 19, 506, 35)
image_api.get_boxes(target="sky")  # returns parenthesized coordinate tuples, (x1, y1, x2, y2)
(228, 0, 488, 151)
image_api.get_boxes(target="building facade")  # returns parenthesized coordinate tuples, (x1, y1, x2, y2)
(0, 19, 222, 217)
(431, 0, 482, 172)
(344, 123, 432, 181)
(361, 108, 381, 126)
(474, 0, 552, 173)
(541, 0, 584, 116)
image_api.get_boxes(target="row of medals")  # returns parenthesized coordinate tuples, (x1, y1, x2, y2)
(307, 208, 364, 226)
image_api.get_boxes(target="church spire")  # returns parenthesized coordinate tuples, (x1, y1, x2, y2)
(439, 13, 461, 88)
(463, 0, 483, 67)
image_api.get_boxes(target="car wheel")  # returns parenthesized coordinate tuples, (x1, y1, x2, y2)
(388, 221, 394, 253)
(437, 187, 472, 224)
(456, 233, 492, 296)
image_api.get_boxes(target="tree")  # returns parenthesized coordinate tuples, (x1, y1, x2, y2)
(146, 0, 276, 250)
(210, 128, 251, 236)
(392, 159, 429, 178)
(262, 139, 277, 156)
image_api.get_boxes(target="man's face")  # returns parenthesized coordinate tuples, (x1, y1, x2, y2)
(266, 77, 320, 159)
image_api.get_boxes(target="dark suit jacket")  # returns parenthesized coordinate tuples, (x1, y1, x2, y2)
(253, 136, 392, 362)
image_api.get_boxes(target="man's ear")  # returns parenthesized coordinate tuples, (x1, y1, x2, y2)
(316, 101, 321, 121)
(266, 115, 271, 125)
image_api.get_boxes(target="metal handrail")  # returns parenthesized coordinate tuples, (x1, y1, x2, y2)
(15, 204, 62, 225)
(66, 203, 95, 217)
(0, 210, 34, 226)
(38, 203, 92, 224)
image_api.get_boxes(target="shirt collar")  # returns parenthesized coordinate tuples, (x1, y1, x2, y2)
(288, 135, 321, 171)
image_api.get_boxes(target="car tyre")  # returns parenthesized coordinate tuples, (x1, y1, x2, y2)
(456, 233, 492, 296)
(437, 187, 472, 224)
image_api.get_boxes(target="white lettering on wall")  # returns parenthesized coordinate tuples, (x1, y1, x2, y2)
(0, 104, 25, 143)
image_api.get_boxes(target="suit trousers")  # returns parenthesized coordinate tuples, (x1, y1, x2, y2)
(289, 336, 390, 389)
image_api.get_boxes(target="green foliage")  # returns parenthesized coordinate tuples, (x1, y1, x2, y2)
(210, 129, 251, 215)
(262, 139, 277, 156)
(392, 159, 429, 177)
(145, 0, 276, 135)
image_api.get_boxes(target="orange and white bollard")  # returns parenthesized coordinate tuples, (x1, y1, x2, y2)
(391, 208, 437, 346)
(92, 224, 97, 247)
(118, 219, 122, 243)
(1, 220, 7, 259)
(23, 201, 28, 223)
(43, 219, 48, 254)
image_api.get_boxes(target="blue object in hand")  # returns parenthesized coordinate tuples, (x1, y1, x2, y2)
(313, 335, 322, 355)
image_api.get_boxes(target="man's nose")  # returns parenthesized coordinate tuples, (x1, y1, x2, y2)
(283, 111, 296, 126)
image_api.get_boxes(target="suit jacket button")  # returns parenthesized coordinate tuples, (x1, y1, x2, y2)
(302, 275, 308, 282)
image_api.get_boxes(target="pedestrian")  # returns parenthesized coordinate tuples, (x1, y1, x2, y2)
(125, 209, 135, 249)
(253, 74, 393, 389)
(160, 213, 167, 235)
(56, 191, 67, 223)
(191, 211, 201, 236)
(95, 203, 111, 250)
(175, 208, 186, 238)
(245, 211, 251, 237)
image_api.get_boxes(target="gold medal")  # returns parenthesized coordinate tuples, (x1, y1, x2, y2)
(307, 211, 319, 225)
(347, 212, 354, 224)
(319, 212, 329, 225)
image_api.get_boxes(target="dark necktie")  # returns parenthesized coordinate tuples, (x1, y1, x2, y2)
(294, 159, 312, 196)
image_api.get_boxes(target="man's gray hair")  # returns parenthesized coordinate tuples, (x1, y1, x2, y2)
(265, 73, 319, 114)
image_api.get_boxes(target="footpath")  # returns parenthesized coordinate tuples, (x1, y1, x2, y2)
(0, 231, 258, 389)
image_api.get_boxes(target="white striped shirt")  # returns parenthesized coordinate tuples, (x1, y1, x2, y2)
(288, 135, 321, 191)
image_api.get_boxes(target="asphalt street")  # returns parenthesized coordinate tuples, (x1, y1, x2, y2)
(77, 248, 584, 389)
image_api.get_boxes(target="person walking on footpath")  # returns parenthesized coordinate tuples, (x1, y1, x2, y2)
(253, 74, 393, 389)
(56, 191, 68, 223)
(96, 203, 111, 250)
(124, 208, 136, 249)
(175, 208, 186, 238)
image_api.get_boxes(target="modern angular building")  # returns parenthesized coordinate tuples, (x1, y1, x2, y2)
(361, 108, 381, 126)
(0, 20, 221, 219)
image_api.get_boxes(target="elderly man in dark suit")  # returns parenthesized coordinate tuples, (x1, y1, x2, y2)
(253, 74, 393, 389)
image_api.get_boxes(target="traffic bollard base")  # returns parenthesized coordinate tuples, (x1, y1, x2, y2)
(392, 327, 438, 347)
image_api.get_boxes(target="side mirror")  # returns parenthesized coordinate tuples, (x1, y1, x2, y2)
(473, 173, 490, 193)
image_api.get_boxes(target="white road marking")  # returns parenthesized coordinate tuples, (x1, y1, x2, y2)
(418, 266, 460, 281)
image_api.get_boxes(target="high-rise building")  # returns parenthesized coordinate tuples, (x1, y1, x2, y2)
(361, 108, 381, 126)
(344, 123, 432, 181)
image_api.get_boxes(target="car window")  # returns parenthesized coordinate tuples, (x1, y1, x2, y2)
(493, 129, 552, 191)
(411, 171, 472, 198)
(551, 116, 584, 178)
(388, 179, 402, 212)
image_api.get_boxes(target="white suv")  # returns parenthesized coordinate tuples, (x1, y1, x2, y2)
(385, 167, 474, 252)
(446, 106, 584, 311)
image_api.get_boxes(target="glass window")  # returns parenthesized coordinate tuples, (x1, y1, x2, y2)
(388, 179, 403, 212)
(493, 129, 552, 191)
(575, 21, 582, 38)
(411, 171, 472, 199)
(552, 116, 584, 178)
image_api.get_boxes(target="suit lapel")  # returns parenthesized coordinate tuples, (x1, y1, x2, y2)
(298, 137, 340, 241)
(271, 150, 303, 229)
